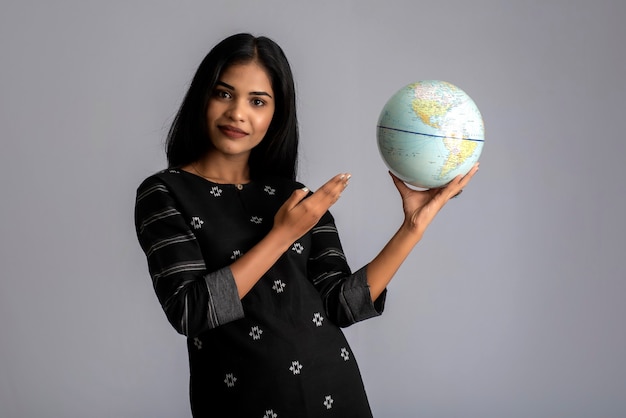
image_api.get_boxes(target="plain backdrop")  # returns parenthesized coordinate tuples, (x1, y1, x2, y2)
(1, 0, 625, 417)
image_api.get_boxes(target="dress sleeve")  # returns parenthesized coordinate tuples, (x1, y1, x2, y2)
(308, 212, 387, 328)
(134, 177, 244, 337)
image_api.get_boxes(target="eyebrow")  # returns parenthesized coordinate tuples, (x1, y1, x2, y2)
(216, 81, 273, 98)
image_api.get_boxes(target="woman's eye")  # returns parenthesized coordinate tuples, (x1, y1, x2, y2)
(215, 90, 231, 99)
(251, 98, 265, 107)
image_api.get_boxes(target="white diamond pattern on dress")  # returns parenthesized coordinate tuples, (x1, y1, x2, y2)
(291, 242, 304, 254)
(249, 326, 263, 341)
(190, 217, 204, 229)
(323, 395, 334, 409)
(224, 373, 237, 388)
(272, 280, 286, 294)
(312, 312, 324, 327)
(289, 361, 303, 375)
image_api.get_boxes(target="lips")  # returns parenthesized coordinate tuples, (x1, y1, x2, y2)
(219, 125, 248, 139)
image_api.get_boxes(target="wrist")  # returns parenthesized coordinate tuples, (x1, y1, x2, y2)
(265, 228, 298, 254)
(399, 219, 424, 243)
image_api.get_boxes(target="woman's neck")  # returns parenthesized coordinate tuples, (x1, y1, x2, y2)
(184, 155, 251, 185)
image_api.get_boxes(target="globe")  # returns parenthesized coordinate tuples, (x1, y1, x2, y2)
(377, 80, 484, 188)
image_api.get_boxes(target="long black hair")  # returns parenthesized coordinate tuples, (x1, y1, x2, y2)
(165, 33, 299, 181)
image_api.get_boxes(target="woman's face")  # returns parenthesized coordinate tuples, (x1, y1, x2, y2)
(206, 61, 275, 161)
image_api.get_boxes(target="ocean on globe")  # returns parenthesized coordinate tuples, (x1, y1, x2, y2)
(377, 80, 484, 189)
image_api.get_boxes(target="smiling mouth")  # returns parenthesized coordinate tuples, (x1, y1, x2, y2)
(219, 125, 248, 139)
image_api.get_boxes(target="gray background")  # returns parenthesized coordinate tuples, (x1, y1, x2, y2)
(1, 0, 625, 417)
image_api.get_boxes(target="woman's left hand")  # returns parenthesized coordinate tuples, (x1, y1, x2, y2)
(390, 162, 480, 239)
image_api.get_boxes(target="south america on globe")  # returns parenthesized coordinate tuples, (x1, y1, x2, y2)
(377, 80, 484, 188)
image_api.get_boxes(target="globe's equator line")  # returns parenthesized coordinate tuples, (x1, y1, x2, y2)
(377, 125, 485, 142)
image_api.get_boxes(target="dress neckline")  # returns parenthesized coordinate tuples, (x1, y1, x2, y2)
(178, 168, 251, 190)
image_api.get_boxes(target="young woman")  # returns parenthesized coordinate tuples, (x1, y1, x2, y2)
(135, 33, 478, 417)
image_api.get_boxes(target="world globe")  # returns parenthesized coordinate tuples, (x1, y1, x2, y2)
(376, 80, 484, 189)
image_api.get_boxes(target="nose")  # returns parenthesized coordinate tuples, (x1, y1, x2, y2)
(226, 99, 245, 122)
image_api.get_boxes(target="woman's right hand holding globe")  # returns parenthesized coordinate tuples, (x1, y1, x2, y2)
(391, 161, 480, 240)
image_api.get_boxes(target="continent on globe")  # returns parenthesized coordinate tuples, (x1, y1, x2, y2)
(377, 80, 484, 188)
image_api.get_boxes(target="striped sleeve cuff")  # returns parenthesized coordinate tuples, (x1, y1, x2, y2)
(340, 266, 386, 323)
(204, 267, 245, 327)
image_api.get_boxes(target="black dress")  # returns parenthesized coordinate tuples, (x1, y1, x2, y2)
(135, 169, 386, 417)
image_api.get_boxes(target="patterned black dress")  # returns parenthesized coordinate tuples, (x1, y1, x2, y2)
(135, 169, 386, 417)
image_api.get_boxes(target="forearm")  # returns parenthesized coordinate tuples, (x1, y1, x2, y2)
(367, 163, 479, 299)
(229, 228, 295, 298)
(366, 223, 422, 300)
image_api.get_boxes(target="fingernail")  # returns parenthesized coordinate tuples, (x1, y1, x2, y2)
(339, 174, 345, 180)
(346, 174, 352, 180)
(301, 187, 308, 192)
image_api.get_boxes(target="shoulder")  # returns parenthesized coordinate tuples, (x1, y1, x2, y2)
(137, 168, 202, 197)
(137, 168, 179, 188)
(135, 169, 194, 214)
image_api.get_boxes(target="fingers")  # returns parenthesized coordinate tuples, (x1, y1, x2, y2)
(313, 172, 351, 205)
(282, 186, 311, 211)
(327, 172, 351, 189)
(389, 171, 412, 197)
(446, 162, 480, 199)
(456, 162, 480, 189)
(277, 173, 350, 234)
(461, 162, 480, 184)
(285, 173, 350, 211)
